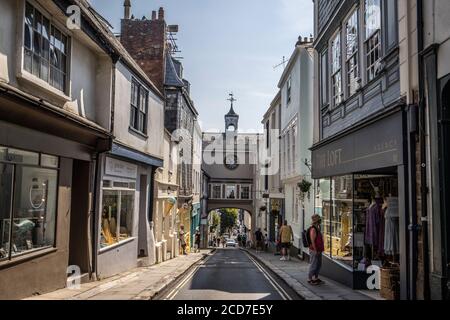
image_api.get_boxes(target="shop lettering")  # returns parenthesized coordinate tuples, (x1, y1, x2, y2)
(373, 139, 398, 153)
(317, 149, 343, 169)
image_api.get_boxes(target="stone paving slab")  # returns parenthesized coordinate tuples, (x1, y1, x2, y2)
(24, 250, 213, 300)
(242, 248, 374, 301)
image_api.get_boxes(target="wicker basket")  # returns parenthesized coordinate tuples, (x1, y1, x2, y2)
(380, 267, 400, 300)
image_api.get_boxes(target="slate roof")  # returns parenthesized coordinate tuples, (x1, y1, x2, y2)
(165, 55, 185, 87)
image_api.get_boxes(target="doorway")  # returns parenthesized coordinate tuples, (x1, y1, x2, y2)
(68, 160, 91, 277)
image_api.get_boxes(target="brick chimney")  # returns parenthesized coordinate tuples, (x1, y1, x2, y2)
(158, 7, 164, 20)
(120, 7, 167, 91)
(124, 0, 131, 20)
(151, 10, 157, 21)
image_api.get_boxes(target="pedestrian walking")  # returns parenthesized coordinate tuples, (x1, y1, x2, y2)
(221, 236, 226, 248)
(307, 214, 325, 285)
(216, 237, 220, 247)
(194, 229, 201, 253)
(279, 220, 294, 261)
(179, 225, 187, 255)
(255, 228, 263, 253)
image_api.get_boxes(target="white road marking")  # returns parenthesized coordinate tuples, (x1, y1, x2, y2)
(245, 252, 293, 301)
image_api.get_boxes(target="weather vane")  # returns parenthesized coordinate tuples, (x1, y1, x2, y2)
(227, 93, 236, 106)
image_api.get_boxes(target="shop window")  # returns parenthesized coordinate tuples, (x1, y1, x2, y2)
(24, 2, 68, 92)
(100, 185, 135, 248)
(331, 32, 342, 107)
(353, 175, 399, 272)
(331, 176, 353, 267)
(315, 178, 332, 257)
(365, 0, 382, 82)
(0, 147, 59, 261)
(130, 79, 149, 134)
(346, 10, 359, 96)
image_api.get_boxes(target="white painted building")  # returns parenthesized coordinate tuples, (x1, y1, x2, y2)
(278, 38, 314, 254)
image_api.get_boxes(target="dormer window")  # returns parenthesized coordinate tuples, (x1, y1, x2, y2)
(24, 2, 68, 92)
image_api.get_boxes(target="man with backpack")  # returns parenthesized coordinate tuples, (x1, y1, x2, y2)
(302, 214, 325, 285)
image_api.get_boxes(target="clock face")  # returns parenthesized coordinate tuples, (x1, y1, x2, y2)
(225, 154, 239, 170)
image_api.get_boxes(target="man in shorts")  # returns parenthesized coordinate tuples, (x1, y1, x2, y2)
(279, 220, 294, 261)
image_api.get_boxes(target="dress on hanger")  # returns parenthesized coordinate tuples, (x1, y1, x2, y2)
(365, 198, 383, 248)
(384, 197, 399, 255)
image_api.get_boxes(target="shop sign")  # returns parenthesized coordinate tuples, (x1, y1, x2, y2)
(105, 157, 138, 179)
(312, 112, 404, 178)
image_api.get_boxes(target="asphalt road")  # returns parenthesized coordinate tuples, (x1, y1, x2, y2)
(156, 248, 301, 300)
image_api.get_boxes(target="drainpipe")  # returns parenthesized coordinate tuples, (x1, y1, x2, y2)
(417, 0, 431, 300)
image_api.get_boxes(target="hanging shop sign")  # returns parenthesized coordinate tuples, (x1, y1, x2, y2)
(312, 111, 404, 179)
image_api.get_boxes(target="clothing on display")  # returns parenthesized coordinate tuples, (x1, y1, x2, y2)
(384, 197, 399, 255)
(364, 198, 383, 248)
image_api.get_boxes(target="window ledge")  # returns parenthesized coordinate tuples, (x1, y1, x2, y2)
(0, 247, 57, 270)
(17, 70, 71, 102)
(128, 126, 148, 139)
(98, 237, 136, 254)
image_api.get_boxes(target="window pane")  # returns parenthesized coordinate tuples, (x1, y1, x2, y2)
(101, 190, 119, 247)
(365, 0, 381, 39)
(11, 167, 58, 257)
(226, 185, 236, 199)
(0, 164, 13, 260)
(331, 33, 341, 73)
(118, 191, 134, 241)
(346, 11, 358, 59)
(321, 50, 329, 106)
(4, 148, 39, 165)
(315, 179, 331, 257)
(41, 154, 59, 168)
(331, 176, 353, 267)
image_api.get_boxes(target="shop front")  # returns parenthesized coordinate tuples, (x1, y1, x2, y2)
(269, 198, 284, 245)
(191, 203, 201, 249)
(0, 120, 110, 299)
(311, 110, 409, 300)
(96, 145, 162, 279)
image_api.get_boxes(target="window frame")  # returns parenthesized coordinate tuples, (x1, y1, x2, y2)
(331, 31, 343, 108)
(23, 1, 70, 94)
(364, 0, 383, 83)
(130, 78, 149, 135)
(345, 8, 360, 98)
(320, 49, 330, 109)
(286, 77, 292, 106)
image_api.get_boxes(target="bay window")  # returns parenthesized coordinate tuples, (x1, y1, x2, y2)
(331, 33, 342, 106)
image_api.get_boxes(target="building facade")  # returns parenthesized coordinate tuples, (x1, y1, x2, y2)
(279, 39, 314, 255)
(0, 0, 114, 298)
(311, 0, 412, 299)
(261, 91, 284, 248)
(119, 4, 199, 252)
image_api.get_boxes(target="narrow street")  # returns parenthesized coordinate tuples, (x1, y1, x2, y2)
(155, 249, 301, 300)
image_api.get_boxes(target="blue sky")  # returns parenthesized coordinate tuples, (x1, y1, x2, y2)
(90, 0, 313, 132)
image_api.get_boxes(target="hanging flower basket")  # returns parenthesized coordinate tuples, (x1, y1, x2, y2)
(298, 180, 312, 193)
(298, 179, 312, 200)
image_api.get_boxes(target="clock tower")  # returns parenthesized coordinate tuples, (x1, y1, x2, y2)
(225, 93, 239, 134)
